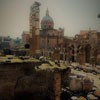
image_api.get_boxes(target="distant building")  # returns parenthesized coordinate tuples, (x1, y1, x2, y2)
(0, 36, 12, 50)
(14, 37, 22, 48)
(22, 31, 30, 45)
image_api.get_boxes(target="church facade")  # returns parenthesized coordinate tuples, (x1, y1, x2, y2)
(22, 7, 64, 58)
(40, 9, 64, 57)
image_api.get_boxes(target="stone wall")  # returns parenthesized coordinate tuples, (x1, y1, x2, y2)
(0, 62, 70, 100)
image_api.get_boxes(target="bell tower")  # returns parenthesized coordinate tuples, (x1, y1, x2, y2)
(29, 2, 41, 56)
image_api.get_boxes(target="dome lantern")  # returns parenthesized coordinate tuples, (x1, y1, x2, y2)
(46, 8, 49, 16)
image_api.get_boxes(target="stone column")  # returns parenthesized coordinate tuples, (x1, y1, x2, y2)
(74, 46, 77, 62)
(54, 70, 61, 100)
(63, 48, 66, 63)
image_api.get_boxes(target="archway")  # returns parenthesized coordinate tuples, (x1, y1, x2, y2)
(85, 44, 91, 63)
(60, 53, 63, 60)
(72, 49, 75, 62)
(70, 45, 75, 62)
(96, 54, 100, 65)
(94, 48, 100, 65)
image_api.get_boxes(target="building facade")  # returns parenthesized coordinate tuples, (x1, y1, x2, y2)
(40, 9, 64, 57)
(67, 29, 100, 65)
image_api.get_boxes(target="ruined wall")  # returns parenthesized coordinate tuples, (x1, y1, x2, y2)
(0, 62, 69, 100)
(0, 62, 41, 100)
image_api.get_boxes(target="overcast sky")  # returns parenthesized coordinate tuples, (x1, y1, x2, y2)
(0, 0, 100, 38)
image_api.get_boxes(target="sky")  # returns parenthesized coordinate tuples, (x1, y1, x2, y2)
(0, 0, 100, 38)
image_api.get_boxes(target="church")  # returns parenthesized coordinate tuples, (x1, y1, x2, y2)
(40, 9, 64, 57)
(22, 4, 64, 57)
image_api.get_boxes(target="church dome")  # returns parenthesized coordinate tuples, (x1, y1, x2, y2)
(41, 9, 54, 30)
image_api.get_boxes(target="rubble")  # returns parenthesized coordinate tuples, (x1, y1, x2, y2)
(87, 94, 98, 100)
(82, 76, 94, 92)
(77, 96, 86, 100)
(71, 96, 78, 100)
(62, 63, 100, 100)
(94, 90, 100, 97)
